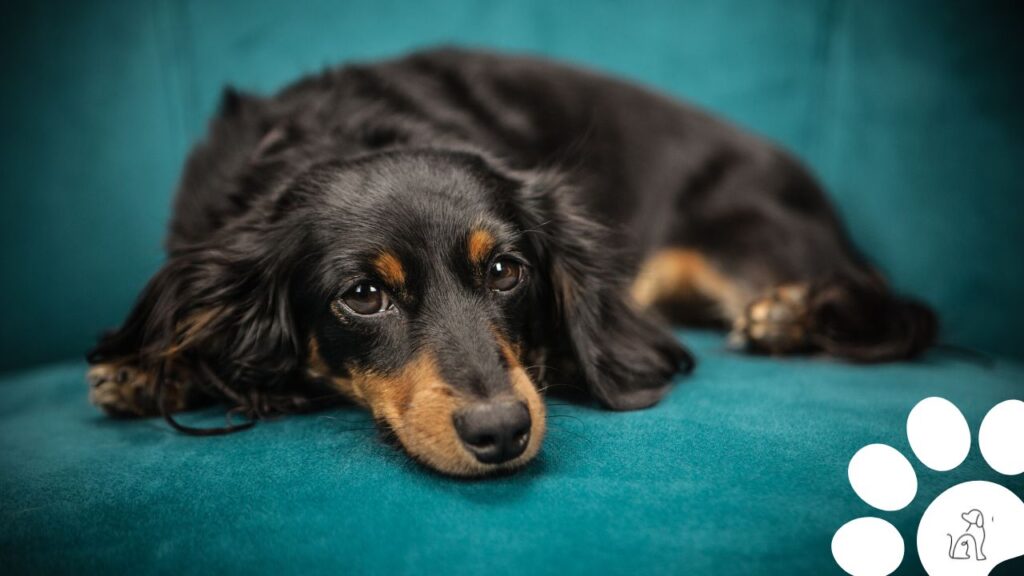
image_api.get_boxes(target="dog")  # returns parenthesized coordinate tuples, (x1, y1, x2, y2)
(948, 509, 987, 560)
(87, 48, 936, 476)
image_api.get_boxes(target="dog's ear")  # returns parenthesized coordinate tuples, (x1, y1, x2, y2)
(88, 218, 305, 398)
(960, 509, 983, 527)
(512, 175, 694, 410)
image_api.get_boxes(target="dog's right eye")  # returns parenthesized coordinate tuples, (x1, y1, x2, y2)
(337, 282, 391, 316)
(486, 258, 524, 292)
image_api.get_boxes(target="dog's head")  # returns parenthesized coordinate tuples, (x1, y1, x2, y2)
(91, 149, 691, 476)
(961, 509, 984, 528)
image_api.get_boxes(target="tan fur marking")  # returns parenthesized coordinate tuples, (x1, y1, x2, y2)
(347, 353, 471, 473)
(360, 355, 431, 420)
(308, 336, 365, 404)
(631, 248, 747, 319)
(329, 375, 364, 406)
(509, 364, 546, 466)
(495, 333, 546, 468)
(373, 251, 406, 287)
(306, 336, 330, 378)
(496, 338, 523, 366)
(467, 229, 496, 266)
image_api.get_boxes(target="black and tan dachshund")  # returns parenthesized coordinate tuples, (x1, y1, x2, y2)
(87, 48, 936, 476)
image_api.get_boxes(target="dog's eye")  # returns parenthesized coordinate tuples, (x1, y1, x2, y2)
(339, 282, 391, 315)
(486, 258, 523, 292)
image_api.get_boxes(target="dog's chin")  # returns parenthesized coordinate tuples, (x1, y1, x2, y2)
(406, 438, 543, 478)
(373, 405, 545, 476)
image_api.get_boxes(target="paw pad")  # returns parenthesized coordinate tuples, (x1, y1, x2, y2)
(832, 398, 1024, 576)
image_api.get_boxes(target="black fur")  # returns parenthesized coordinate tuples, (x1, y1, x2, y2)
(89, 47, 936, 423)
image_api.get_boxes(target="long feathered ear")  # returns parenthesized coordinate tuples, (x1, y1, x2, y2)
(88, 220, 306, 407)
(513, 175, 694, 410)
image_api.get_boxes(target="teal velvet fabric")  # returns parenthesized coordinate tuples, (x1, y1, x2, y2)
(2, 332, 1023, 574)
(1, 0, 1023, 373)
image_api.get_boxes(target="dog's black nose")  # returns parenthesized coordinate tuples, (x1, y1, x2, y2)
(453, 400, 531, 464)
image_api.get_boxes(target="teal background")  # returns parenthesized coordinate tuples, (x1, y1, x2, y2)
(1, 0, 1022, 373)
(2, 2, 1024, 575)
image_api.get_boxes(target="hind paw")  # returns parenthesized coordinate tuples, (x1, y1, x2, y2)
(729, 284, 811, 354)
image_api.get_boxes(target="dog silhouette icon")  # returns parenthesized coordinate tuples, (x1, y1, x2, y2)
(947, 509, 987, 561)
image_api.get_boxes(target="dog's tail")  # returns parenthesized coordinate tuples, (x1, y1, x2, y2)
(807, 273, 938, 362)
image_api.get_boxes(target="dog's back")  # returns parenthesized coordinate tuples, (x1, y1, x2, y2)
(169, 48, 936, 362)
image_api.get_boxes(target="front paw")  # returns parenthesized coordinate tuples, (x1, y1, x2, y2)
(590, 315, 694, 411)
(87, 363, 188, 417)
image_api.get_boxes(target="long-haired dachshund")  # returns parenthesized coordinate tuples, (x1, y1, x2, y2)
(87, 48, 936, 476)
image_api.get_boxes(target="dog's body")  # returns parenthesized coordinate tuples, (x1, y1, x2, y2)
(88, 48, 936, 475)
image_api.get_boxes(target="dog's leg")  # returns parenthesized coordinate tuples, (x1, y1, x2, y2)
(631, 252, 811, 355)
(644, 150, 936, 361)
(631, 248, 749, 325)
(727, 276, 936, 360)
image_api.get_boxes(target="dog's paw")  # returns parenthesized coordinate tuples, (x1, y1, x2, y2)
(831, 398, 1024, 576)
(87, 363, 193, 417)
(729, 284, 810, 354)
(88, 364, 159, 417)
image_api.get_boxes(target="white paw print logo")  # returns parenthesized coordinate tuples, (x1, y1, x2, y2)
(832, 397, 1024, 576)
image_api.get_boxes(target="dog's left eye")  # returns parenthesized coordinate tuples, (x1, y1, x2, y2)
(486, 258, 523, 292)
(338, 282, 391, 315)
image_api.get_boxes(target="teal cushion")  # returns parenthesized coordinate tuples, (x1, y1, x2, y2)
(3, 331, 1022, 574)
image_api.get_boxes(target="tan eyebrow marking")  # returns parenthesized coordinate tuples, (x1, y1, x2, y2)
(467, 229, 496, 266)
(374, 251, 406, 287)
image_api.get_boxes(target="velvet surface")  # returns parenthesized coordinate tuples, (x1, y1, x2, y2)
(2, 332, 1022, 574)
(2, 0, 1023, 373)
